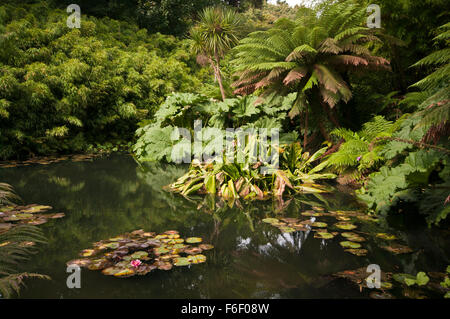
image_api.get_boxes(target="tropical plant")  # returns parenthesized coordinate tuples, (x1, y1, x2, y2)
(324, 116, 403, 182)
(190, 6, 243, 101)
(408, 22, 450, 144)
(355, 23, 450, 226)
(167, 140, 335, 200)
(231, 0, 390, 146)
(133, 92, 298, 163)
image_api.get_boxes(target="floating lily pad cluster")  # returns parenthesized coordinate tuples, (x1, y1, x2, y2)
(333, 267, 449, 299)
(0, 204, 65, 233)
(67, 230, 214, 278)
(0, 154, 101, 169)
(261, 208, 413, 258)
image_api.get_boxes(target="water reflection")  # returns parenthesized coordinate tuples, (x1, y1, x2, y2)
(0, 154, 448, 298)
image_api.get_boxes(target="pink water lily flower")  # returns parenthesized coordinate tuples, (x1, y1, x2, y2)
(130, 259, 142, 268)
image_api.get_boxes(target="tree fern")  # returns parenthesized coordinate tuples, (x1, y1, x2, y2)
(326, 116, 396, 173)
(0, 183, 50, 298)
(231, 0, 390, 144)
(408, 22, 450, 143)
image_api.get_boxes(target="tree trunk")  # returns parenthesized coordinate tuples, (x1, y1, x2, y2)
(214, 51, 226, 101)
(320, 101, 340, 128)
(317, 120, 331, 141)
(216, 66, 226, 101)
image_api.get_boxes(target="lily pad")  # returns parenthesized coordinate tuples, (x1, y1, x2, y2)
(314, 232, 335, 239)
(381, 244, 413, 255)
(69, 229, 214, 279)
(67, 259, 91, 267)
(393, 273, 416, 285)
(280, 218, 300, 224)
(185, 237, 202, 244)
(199, 244, 214, 250)
(155, 261, 172, 271)
(105, 242, 120, 249)
(131, 251, 148, 259)
(345, 248, 368, 256)
(262, 218, 279, 224)
(188, 254, 206, 264)
(278, 226, 296, 233)
(154, 247, 170, 255)
(301, 211, 322, 217)
(174, 257, 191, 266)
(340, 241, 362, 249)
(311, 222, 327, 228)
(102, 267, 123, 276)
(50, 213, 65, 219)
(22, 205, 52, 213)
(335, 222, 357, 230)
(114, 268, 135, 278)
(335, 216, 351, 221)
(341, 232, 365, 242)
(81, 249, 96, 257)
(16, 213, 34, 220)
(376, 233, 397, 241)
(184, 247, 203, 255)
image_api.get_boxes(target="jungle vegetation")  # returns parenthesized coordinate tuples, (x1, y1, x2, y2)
(1, 0, 449, 228)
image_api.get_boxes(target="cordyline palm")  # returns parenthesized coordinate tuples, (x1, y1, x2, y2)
(231, 1, 390, 147)
(190, 6, 242, 101)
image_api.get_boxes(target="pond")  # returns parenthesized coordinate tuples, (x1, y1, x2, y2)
(1, 154, 449, 299)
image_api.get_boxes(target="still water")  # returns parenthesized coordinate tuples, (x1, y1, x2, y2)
(1, 154, 449, 298)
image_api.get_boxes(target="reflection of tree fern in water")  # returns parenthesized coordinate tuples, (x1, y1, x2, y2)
(0, 183, 21, 206)
(0, 183, 50, 298)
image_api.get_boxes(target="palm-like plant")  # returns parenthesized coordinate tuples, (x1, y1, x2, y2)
(190, 6, 243, 101)
(231, 0, 390, 146)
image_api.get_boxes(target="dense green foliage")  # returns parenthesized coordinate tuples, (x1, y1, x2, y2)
(133, 92, 298, 162)
(0, 0, 448, 227)
(355, 23, 449, 226)
(231, 0, 390, 144)
(0, 2, 204, 159)
(132, 0, 449, 227)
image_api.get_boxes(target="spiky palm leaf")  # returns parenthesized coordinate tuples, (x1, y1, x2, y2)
(231, 0, 390, 141)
